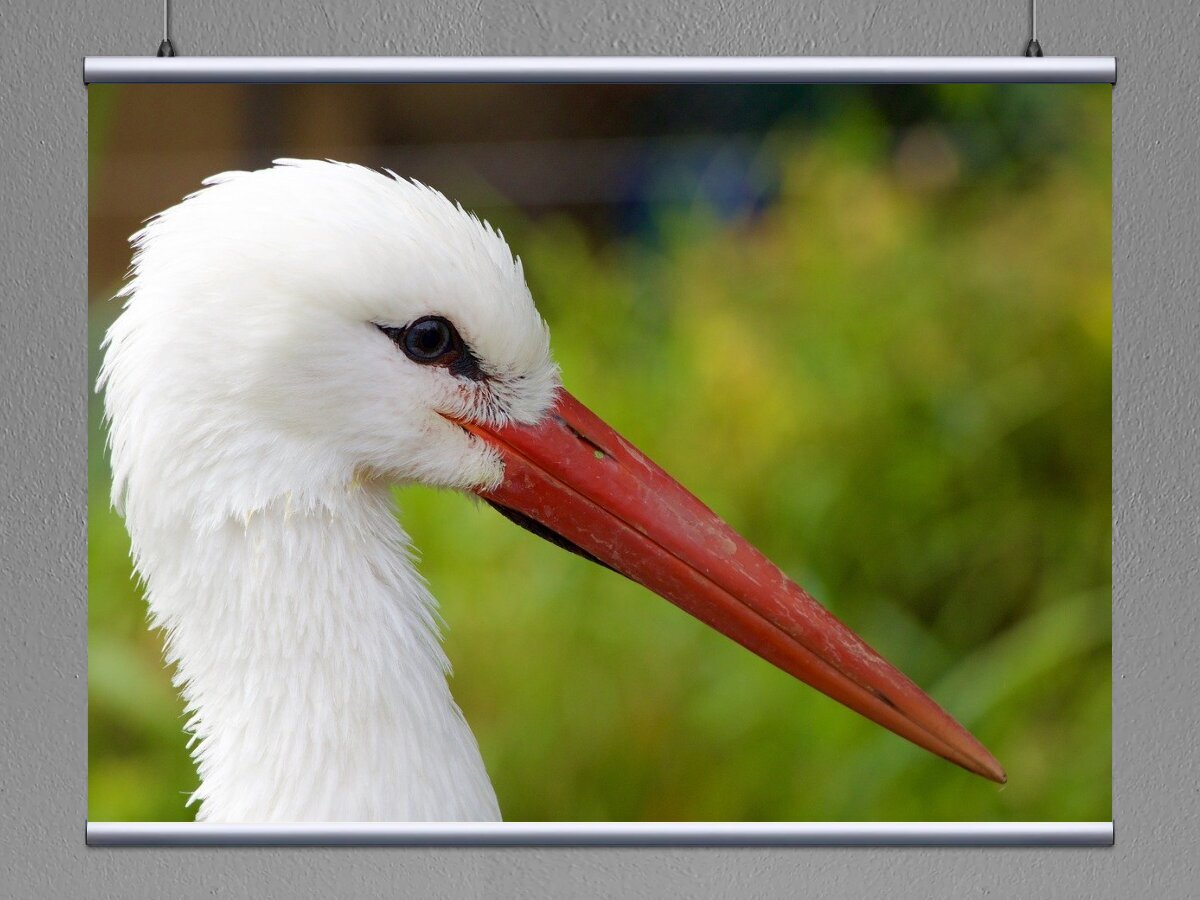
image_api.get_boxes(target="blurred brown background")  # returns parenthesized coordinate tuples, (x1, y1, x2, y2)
(92, 83, 743, 289)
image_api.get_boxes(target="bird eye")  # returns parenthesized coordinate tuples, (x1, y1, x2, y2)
(402, 316, 455, 362)
(375, 316, 488, 381)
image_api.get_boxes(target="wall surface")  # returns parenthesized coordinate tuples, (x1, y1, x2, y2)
(1, 0, 1195, 896)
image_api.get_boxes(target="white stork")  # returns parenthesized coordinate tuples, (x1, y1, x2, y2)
(99, 159, 1004, 823)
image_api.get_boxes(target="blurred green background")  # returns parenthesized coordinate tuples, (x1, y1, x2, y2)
(89, 84, 1111, 822)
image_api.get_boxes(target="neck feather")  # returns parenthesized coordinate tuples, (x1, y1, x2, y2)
(135, 483, 500, 822)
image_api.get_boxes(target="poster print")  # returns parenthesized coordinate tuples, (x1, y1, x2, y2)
(88, 83, 1111, 825)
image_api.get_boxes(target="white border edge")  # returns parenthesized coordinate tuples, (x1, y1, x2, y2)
(83, 56, 1117, 85)
(86, 821, 1115, 847)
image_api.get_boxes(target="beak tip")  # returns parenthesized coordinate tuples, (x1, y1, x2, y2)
(977, 755, 1007, 785)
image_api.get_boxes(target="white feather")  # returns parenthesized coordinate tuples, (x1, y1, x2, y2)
(99, 160, 562, 821)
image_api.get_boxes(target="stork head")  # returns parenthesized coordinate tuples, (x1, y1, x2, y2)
(102, 160, 559, 525)
(101, 159, 1005, 786)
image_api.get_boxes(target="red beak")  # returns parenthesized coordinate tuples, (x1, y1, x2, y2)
(455, 388, 1005, 784)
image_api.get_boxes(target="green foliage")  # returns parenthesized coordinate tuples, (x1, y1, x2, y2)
(88, 86, 1111, 822)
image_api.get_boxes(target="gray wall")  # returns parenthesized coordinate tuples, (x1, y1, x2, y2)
(1, 0, 1194, 896)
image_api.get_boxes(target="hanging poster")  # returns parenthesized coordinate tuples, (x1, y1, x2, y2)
(87, 69, 1112, 838)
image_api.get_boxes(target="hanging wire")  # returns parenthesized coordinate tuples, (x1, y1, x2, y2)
(1025, 0, 1044, 57)
(157, 0, 176, 57)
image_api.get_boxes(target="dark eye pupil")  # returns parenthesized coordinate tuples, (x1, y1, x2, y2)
(403, 318, 452, 360)
(377, 315, 486, 380)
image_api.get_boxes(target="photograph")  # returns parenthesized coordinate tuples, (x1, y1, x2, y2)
(88, 82, 1111, 824)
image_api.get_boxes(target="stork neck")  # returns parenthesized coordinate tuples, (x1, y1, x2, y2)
(140, 484, 500, 822)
